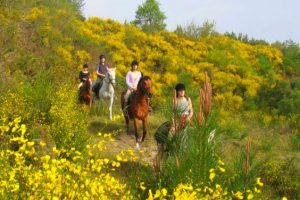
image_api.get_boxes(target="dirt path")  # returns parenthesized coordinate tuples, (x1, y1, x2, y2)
(88, 114, 163, 166)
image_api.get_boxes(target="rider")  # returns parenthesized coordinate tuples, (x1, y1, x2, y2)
(173, 83, 193, 131)
(78, 63, 92, 88)
(92, 54, 108, 98)
(124, 60, 142, 105)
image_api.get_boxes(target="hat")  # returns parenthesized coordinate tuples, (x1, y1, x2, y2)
(175, 83, 186, 91)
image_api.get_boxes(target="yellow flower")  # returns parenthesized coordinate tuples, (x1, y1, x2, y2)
(256, 177, 264, 187)
(233, 191, 244, 199)
(254, 187, 261, 193)
(282, 197, 288, 200)
(218, 159, 225, 166)
(140, 182, 146, 191)
(161, 188, 167, 196)
(218, 166, 226, 172)
(147, 189, 154, 200)
(247, 193, 254, 200)
(209, 171, 216, 181)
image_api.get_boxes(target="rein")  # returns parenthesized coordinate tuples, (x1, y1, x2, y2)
(104, 76, 115, 90)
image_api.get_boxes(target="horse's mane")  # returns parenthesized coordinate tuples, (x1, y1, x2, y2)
(82, 76, 91, 91)
(137, 76, 151, 90)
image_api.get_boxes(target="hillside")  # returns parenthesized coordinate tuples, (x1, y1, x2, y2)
(0, 0, 300, 199)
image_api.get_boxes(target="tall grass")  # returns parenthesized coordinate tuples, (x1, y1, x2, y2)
(160, 111, 221, 189)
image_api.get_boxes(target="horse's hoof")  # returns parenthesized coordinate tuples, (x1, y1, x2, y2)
(135, 143, 141, 151)
(138, 137, 143, 143)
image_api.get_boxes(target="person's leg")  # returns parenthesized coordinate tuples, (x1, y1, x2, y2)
(92, 78, 100, 98)
(124, 89, 131, 105)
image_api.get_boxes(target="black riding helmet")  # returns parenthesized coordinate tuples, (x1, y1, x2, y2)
(175, 83, 185, 91)
(131, 60, 139, 66)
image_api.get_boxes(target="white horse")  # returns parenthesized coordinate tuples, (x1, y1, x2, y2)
(99, 68, 116, 120)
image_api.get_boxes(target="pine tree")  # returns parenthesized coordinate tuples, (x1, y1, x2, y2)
(133, 0, 166, 33)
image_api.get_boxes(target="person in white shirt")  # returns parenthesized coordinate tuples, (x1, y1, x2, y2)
(124, 60, 142, 105)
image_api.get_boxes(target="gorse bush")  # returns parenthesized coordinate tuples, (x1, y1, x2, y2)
(49, 85, 88, 152)
(0, 118, 266, 200)
(0, 118, 133, 199)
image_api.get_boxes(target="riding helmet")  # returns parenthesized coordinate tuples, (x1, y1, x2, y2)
(175, 83, 186, 91)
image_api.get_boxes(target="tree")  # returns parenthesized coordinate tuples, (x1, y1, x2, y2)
(133, 0, 166, 33)
(174, 20, 217, 40)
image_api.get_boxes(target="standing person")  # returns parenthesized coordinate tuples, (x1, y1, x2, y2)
(92, 54, 108, 98)
(153, 83, 193, 172)
(124, 60, 142, 105)
(78, 63, 92, 89)
(173, 83, 193, 131)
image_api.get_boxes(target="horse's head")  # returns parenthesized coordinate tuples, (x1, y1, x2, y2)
(138, 76, 152, 97)
(106, 68, 116, 87)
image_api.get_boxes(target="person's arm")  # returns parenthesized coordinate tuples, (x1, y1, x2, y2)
(188, 97, 193, 120)
(96, 66, 106, 78)
(126, 71, 132, 89)
(79, 72, 85, 82)
(126, 71, 134, 90)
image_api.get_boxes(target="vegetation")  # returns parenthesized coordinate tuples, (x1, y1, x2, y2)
(133, 0, 166, 33)
(0, 0, 299, 199)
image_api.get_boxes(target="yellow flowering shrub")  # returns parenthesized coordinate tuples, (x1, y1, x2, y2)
(0, 118, 133, 199)
(144, 160, 263, 200)
(49, 86, 88, 151)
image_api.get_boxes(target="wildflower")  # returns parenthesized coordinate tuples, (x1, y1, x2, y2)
(247, 193, 254, 200)
(218, 159, 225, 166)
(218, 166, 226, 172)
(161, 188, 167, 196)
(254, 187, 261, 193)
(256, 177, 263, 187)
(140, 182, 146, 191)
(209, 168, 216, 182)
(39, 141, 46, 147)
(154, 190, 161, 198)
(147, 189, 154, 200)
(233, 191, 244, 199)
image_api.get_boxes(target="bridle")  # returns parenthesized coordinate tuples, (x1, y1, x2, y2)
(104, 72, 115, 90)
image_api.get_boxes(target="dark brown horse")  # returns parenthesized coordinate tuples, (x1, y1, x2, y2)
(79, 77, 92, 107)
(121, 76, 152, 150)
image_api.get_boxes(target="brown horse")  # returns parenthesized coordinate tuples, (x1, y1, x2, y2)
(79, 77, 92, 107)
(121, 76, 152, 150)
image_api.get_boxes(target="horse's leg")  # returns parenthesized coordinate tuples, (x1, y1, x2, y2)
(109, 95, 113, 120)
(141, 118, 147, 142)
(133, 118, 140, 150)
(125, 116, 129, 134)
(89, 95, 92, 108)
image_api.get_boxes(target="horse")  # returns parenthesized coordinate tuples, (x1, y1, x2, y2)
(98, 67, 116, 120)
(121, 76, 152, 150)
(79, 76, 92, 107)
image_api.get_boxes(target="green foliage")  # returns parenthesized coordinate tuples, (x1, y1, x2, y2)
(228, 145, 263, 192)
(134, 0, 166, 33)
(175, 20, 217, 40)
(273, 40, 300, 77)
(260, 160, 300, 199)
(160, 112, 220, 189)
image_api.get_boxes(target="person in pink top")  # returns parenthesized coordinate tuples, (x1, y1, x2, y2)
(124, 60, 142, 105)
